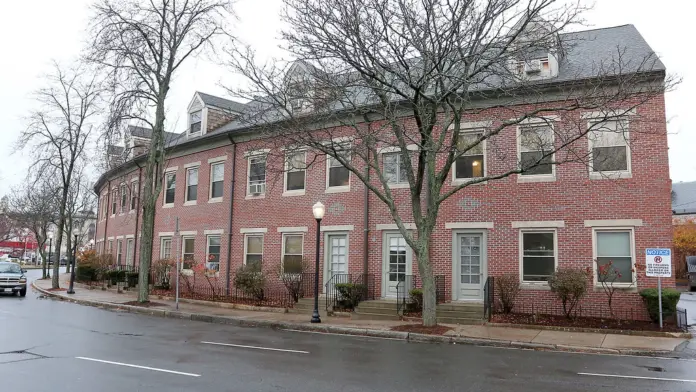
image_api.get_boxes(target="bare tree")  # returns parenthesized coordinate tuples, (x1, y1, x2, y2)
(86, 0, 234, 302)
(226, 0, 675, 325)
(64, 168, 97, 274)
(18, 62, 103, 289)
(8, 178, 60, 279)
(0, 196, 18, 243)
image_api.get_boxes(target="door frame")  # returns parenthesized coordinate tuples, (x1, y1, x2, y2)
(381, 230, 413, 298)
(451, 230, 488, 301)
(323, 231, 349, 293)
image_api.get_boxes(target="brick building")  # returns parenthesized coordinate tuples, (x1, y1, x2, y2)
(94, 24, 672, 320)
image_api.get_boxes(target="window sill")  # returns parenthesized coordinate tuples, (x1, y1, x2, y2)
(128, 210, 135, 214)
(325, 186, 350, 194)
(282, 190, 306, 197)
(183, 201, 198, 206)
(208, 198, 223, 204)
(188, 132, 201, 138)
(589, 171, 632, 180)
(110, 214, 116, 218)
(517, 175, 556, 183)
(162, 204, 174, 209)
(452, 178, 487, 186)
(387, 183, 410, 189)
(520, 282, 551, 290)
(245, 194, 266, 200)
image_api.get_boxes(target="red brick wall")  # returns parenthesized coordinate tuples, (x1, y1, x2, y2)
(96, 95, 672, 320)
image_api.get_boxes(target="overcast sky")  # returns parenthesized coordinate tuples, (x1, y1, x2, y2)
(0, 0, 693, 199)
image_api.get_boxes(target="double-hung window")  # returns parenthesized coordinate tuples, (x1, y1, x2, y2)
(594, 229, 634, 284)
(130, 182, 138, 211)
(244, 234, 263, 270)
(327, 149, 350, 190)
(189, 110, 202, 135)
(521, 231, 556, 282)
(589, 119, 630, 176)
(164, 173, 176, 205)
(383, 152, 408, 185)
(185, 167, 198, 202)
(182, 237, 195, 270)
(160, 237, 172, 259)
(111, 189, 117, 215)
(206, 236, 221, 271)
(285, 151, 306, 193)
(282, 234, 304, 273)
(210, 163, 224, 199)
(519, 124, 554, 177)
(120, 184, 127, 213)
(455, 131, 485, 180)
(116, 239, 123, 265)
(126, 238, 134, 266)
(248, 156, 266, 196)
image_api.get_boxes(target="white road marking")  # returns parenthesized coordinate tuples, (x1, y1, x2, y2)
(76, 357, 200, 377)
(578, 372, 696, 383)
(201, 341, 309, 354)
(282, 328, 404, 341)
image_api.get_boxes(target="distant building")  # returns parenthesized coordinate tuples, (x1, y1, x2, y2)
(672, 181, 696, 223)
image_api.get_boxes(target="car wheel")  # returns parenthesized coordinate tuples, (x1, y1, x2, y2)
(19, 289, 26, 297)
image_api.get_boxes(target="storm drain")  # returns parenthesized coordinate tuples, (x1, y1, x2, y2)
(641, 365, 666, 372)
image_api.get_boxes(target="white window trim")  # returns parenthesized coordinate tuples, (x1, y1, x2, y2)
(111, 187, 118, 217)
(445, 222, 494, 229)
(243, 233, 264, 267)
(208, 155, 227, 164)
(181, 236, 195, 271)
(283, 150, 307, 196)
(281, 233, 304, 271)
(209, 162, 224, 202)
(180, 230, 197, 236)
(185, 166, 199, 203)
(277, 226, 309, 233)
(587, 119, 632, 180)
(160, 236, 172, 259)
(382, 151, 410, 188)
(163, 172, 176, 207)
(519, 228, 558, 285)
(325, 150, 351, 193)
(240, 228, 268, 234)
(591, 227, 636, 287)
(125, 238, 134, 266)
(320, 225, 355, 232)
(119, 183, 128, 214)
(452, 129, 487, 185)
(517, 123, 556, 183)
(376, 144, 419, 153)
(129, 181, 138, 213)
(204, 229, 224, 235)
(184, 161, 201, 169)
(164, 166, 178, 173)
(206, 234, 221, 273)
(512, 220, 565, 228)
(188, 109, 203, 137)
(158, 232, 175, 237)
(376, 223, 416, 230)
(243, 149, 271, 158)
(584, 219, 643, 227)
(247, 154, 267, 197)
(116, 239, 123, 265)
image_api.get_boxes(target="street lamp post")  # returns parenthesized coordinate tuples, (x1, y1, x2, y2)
(311, 201, 325, 324)
(67, 229, 79, 294)
(47, 232, 53, 279)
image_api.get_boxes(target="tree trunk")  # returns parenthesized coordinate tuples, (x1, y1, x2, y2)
(416, 238, 437, 327)
(65, 227, 72, 275)
(52, 222, 64, 288)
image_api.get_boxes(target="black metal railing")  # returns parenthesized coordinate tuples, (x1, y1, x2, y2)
(298, 272, 316, 299)
(325, 273, 375, 312)
(483, 276, 494, 321)
(677, 307, 689, 332)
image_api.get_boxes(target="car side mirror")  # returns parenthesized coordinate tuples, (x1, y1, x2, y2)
(21, 269, 27, 274)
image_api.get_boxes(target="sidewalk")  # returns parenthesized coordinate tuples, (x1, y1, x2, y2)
(33, 276, 691, 356)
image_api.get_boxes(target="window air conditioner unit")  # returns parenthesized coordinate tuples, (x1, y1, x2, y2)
(249, 183, 265, 195)
(525, 60, 542, 74)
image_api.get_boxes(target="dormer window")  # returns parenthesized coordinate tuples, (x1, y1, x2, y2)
(189, 110, 202, 135)
(510, 56, 556, 80)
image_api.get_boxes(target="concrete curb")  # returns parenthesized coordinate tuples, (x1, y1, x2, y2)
(31, 282, 680, 357)
(490, 322, 692, 339)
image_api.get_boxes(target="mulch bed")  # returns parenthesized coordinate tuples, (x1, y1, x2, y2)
(122, 301, 167, 308)
(391, 324, 453, 335)
(491, 313, 683, 333)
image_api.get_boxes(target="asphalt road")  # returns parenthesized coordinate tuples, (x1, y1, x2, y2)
(1, 270, 696, 391)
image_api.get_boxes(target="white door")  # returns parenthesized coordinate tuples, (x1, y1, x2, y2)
(324, 234, 348, 292)
(382, 233, 412, 298)
(454, 233, 486, 301)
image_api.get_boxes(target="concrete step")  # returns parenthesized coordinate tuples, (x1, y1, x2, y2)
(437, 303, 484, 312)
(355, 305, 399, 316)
(437, 316, 485, 325)
(353, 300, 398, 310)
(352, 311, 401, 321)
(436, 309, 484, 318)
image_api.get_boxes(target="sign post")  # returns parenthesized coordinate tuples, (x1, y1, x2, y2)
(646, 248, 672, 329)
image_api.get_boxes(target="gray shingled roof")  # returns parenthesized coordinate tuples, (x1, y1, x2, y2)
(197, 92, 247, 113)
(673, 181, 696, 215)
(107, 145, 124, 156)
(128, 125, 181, 143)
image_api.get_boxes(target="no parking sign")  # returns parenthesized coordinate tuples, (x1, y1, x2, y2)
(645, 248, 672, 277)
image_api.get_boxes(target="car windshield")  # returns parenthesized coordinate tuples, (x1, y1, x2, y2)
(0, 263, 21, 273)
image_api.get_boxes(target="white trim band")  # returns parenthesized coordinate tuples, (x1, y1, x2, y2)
(320, 225, 355, 232)
(240, 228, 268, 234)
(376, 144, 419, 154)
(376, 223, 416, 230)
(512, 220, 565, 228)
(277, 226, 309, 233)
(164, 166, 178, 173)
(125, 234, 135, 239)
(204, 229, 224, 235)
(158, 232, 174, 237)
(179, 231, 198, 236)
(244, 149, 271, 157)
(445, 222, 494, 229)
(184, 161, 201, 169)
(107, 236, 114, 240)
(584, 219, 643, 227)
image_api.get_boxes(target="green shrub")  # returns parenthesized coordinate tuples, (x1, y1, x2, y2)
(233, 264, 266, 300)
(107, 270, 126, 284)
(76, 265, 97, 282)
(334, 283, 366, 309)
(407, 288, 423, 312)
(639, 288, 681, 323)
(126, 272, 139, 287)
(548, 268, 589, 319)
